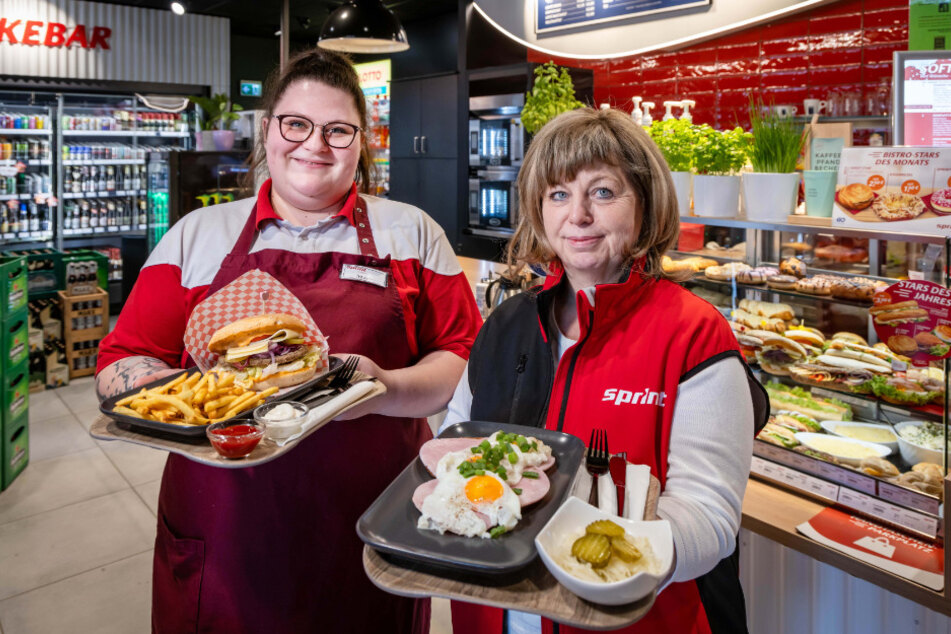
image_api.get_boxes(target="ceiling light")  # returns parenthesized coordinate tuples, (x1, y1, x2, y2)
(318, 0, 409, 54)
(170, 1, 186, 15)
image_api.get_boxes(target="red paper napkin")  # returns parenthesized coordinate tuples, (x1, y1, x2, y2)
(184, 269, 330, 373)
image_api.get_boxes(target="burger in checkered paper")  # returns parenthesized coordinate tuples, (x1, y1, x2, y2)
(184, 270, 330, 390)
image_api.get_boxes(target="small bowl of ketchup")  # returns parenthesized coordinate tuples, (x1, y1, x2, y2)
(206, 420, 266, 459)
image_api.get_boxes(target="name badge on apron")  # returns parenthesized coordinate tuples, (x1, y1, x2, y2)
(340, 264, 389, 288)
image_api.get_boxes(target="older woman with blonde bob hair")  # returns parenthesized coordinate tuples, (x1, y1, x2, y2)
(444, 108, 767, 634)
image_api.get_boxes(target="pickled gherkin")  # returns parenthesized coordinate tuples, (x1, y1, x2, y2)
(610, 534, 643, 563)
(571, 533, 612, 568)
(585, 519, 625, 538)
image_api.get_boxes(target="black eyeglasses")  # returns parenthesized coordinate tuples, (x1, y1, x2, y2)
(273, 114, 362, 148)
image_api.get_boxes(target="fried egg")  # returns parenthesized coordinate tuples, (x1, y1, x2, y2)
(417, 471, 521, 538)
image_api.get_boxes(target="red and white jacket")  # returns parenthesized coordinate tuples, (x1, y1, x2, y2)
(98, 181, 481, 371)
(446, 263, 768, 634)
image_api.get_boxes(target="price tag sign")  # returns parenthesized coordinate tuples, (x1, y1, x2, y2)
(879, 481, 942, 515)
(107, 226, 119, 232)
(93, 227, 105, 234)
(119, 225, 131, 232)
(838, 470, 878, 495)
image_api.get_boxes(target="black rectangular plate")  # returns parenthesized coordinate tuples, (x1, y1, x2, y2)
(357, 421, 585, 577)
(99, 356, 344, 438)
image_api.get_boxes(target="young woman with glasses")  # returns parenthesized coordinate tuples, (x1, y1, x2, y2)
(96, 48, 481, 633)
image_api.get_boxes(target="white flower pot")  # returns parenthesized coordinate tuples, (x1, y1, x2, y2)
(670, 171, 691, 216)
(742, 172, 801, 222)
(692, 174, 740, 218)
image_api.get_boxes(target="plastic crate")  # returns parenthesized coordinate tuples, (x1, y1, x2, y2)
(63, 250, 108, 294)
(7, 249, 64, 295)
(1, 359, 28, 426)
(0, 254, 27, 317)
(1, 412, 28, 491)
(1, 310, 28, 373)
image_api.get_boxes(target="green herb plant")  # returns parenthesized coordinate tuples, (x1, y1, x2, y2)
(647, 119, 698, 172)
(747, 97, 809, 173)
(521, 62, 585, 135)
(188, 93, 244, 131)
(692, 125, 751, 176)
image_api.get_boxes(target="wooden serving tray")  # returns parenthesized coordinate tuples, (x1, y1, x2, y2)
(90, 378, 385, 469)
(363, 466, 662, 631)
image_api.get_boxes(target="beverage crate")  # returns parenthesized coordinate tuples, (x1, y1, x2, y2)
(1, 412, 28, 491)
(2, 359, 28, 425)
(2, 309, 29, 373)
(7, 249, 64, 295)
(63, 250, 108, 295)
(0, 254, 27, 317)
(59, 288, 108, 378)
(65, 330, 104, 378)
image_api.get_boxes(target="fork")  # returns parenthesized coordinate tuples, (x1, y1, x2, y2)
(301, 355, 360, 408)
(586, 429, 609, 507)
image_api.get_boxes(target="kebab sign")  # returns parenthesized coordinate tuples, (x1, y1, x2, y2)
(873, 280, 951, 366)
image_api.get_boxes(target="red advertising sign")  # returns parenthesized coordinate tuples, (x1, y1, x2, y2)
(0, 18, 111, 50)
(873, 280, 951, 366)
(797, 507, 944, 591)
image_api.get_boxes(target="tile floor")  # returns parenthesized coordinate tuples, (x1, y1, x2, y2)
(0, 377, 453, 634)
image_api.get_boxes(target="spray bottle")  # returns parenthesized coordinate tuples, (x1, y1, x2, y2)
(680, 99, 696, 122)
(631, 97, 643, 126)
(662, 101, 680, 121)
(641, 102, 655, 126)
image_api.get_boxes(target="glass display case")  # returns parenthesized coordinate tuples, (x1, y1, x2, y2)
(670, 216, 948, 541)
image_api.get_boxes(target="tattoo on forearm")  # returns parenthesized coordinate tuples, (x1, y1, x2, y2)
(95, 356, 173, 402)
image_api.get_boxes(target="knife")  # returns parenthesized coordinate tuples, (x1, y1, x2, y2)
(609, 456, 627, 517)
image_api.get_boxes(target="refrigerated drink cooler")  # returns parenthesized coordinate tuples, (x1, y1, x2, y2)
(146, 150, 252, 251)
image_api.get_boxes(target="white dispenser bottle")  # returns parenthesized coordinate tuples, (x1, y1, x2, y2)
(641, 102, 655, 126)
(662, 100, 680, 121)
(631, 97, 643, 126)
(680, 99, 696, 122)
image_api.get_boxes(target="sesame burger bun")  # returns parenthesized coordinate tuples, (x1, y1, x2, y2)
(934, 324, 951, 344)
(755, 336, 808, 375)
(831, 332, 869, 347)
(887, 334, 918, 355)
(208, 313, 308, 353)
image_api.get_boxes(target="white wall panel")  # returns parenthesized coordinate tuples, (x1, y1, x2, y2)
(740, 529, 951, 634)
(0, 0, 229, 93)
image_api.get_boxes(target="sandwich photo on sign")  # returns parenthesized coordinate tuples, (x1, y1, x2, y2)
(873, 280, 951, 367)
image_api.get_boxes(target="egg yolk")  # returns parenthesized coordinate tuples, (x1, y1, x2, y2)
(464, 475, 503, 503)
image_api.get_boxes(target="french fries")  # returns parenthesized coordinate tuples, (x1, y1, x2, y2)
(111, 370, 279, 426)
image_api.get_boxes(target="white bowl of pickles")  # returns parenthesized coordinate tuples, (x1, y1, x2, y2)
(535, 497, 673, 606)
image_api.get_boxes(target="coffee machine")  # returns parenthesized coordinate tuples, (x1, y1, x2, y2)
(468, 94, 525, 231)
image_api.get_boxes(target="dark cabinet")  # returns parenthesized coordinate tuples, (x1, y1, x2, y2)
(389, 73, 461, 247)
(390, 74, 459, 159)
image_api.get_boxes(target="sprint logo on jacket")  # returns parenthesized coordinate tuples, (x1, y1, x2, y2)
(602, 388, 667, 407)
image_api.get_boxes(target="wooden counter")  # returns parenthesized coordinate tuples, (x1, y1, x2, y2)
(742, 478, 951, 616)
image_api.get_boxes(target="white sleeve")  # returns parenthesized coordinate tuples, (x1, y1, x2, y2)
(655, 355, 754, 583)
(439, 363, 472, 435)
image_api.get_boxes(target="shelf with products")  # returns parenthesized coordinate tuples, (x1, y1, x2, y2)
(674, 216, 950, 551)
(63, 159, 145, 166)
(0, 129, 53, 136)
(62, 190, 147, 199)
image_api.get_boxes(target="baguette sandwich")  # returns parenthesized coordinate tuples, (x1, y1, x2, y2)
(764, 381, 853, 421)
(870, 300, 929, 325)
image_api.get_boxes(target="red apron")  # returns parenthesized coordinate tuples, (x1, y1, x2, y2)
(152, 198, 432, 633)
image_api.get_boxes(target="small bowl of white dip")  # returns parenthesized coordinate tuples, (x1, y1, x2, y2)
(254, 401, 308, 440)
(819, 421, 898, 455)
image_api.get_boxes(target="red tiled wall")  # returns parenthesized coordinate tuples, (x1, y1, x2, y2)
(528, 0, 907, 132)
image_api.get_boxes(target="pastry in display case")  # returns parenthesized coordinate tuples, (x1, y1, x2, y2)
(668, 218, 948, 540)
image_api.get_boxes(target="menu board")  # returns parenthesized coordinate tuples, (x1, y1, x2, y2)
(536, 0, 710, 34)
(831, 146, 951, 236)
(899, 56, 951, 146)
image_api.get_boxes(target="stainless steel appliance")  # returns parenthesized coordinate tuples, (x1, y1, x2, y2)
(469, 167, 518, 230)
(468, 94, 525, 169)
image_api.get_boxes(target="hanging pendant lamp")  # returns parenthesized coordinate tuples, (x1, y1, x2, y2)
(318, 0, 409, 53)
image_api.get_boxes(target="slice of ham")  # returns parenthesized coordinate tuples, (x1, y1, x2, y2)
(411, 468, 550, 511)
(418, 436, 556, 475)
